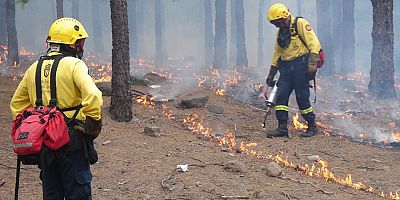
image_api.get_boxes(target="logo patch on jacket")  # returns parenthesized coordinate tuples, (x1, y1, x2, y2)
(44, 64, 51, 77)
(305, 24, 312, 31)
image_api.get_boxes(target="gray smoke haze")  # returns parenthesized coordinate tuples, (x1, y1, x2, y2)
(14, 0, 399, 72)
(9, 0, 400, 145)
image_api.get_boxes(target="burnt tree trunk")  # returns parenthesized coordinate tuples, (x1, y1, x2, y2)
(316, 0, 335, 76)
(257, 0, 265, 67)
(235, 0, 247, 67)
(128, 0, 138, 58)
(297, 0, 301, 16)
(369, 0, 396, 99)
(229, 0, 237, 65)
(154, 0, 165, 67)
(110, 0, 133, 122)
(331, 0, 342, 72)
(204, 0, 213, 65)
(71, 0, 79, 19)
(0, 0, 6, 45)
(213, 0, 227, 69)
(92, 0, 105, 52)
(6, 0, 19, 66)
(341, 0, 355, 74)
(56, 0, 64, 19)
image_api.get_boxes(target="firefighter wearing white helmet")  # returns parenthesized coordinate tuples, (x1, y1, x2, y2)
(265, 3, 322, 138)
(10, 17, 102, 199)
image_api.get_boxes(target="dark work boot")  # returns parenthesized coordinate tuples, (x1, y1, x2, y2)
(266, 121, 289, 138)
(301, 121, 318, 137)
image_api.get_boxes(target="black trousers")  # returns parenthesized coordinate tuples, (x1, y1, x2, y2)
(40, 127, 92, 200)
(275, 55, 316, 123)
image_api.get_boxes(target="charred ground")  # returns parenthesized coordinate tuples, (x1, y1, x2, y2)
(1, 70, 400, 199)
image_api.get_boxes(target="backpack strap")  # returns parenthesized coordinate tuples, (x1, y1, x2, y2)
(34, 54, 82, 123)
(293, 16, 309, 52)
(49, 56, 64, 107)
(34, 59, 45, 107)
(59, 104, 83, 126)
(34, 55, 64, 107)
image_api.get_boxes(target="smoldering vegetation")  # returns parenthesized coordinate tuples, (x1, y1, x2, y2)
(1, 0, 400, 148)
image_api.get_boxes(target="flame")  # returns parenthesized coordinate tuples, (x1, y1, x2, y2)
(293, 112, 308, 130)
(135, 95, 155, 108)
(215, 88, 225, 96)
(392, 133, 400, 141)
(133, 92, 400, 199)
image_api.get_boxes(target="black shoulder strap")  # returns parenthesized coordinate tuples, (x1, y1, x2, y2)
(35, 59, 45, 107)
(34, 55, 64, 107)
(293, 16, 309, 51)
(49, 56, 64, 107)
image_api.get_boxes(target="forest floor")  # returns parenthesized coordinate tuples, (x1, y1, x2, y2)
(1, 61, 400, 199)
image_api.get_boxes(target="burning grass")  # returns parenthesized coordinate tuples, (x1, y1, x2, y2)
(133, 97, 399, 199)
(3, 46, 400, 199)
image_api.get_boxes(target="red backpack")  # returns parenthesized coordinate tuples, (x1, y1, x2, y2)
(294, 17, 325, 68)
(11, 55, 77, 156)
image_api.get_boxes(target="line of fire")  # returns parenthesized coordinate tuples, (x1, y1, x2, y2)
(1, 0, 400, 199)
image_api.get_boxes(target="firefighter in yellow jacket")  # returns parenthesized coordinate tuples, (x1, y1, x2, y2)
(10, 18, 102, 199)
(265, 3, 321, 137)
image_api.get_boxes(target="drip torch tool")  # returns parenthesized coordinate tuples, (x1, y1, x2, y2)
(262, 81, 278, 128)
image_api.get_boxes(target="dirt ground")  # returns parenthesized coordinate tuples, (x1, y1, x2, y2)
(1, 75, 400, 200)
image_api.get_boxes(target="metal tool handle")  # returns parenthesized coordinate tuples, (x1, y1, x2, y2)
(15, 156, 21, 200)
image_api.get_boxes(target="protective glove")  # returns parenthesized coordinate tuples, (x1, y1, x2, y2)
(308, 53, 320, 75)
(266, 66, 278, 87)
(84, 116, 102, 139)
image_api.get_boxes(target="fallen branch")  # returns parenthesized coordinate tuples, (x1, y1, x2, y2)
(161, 169, 177, 191)
(188, 156, 206, 164)
(339, 186, 359, 196)
(355, 166, 384, 171)
(280, 176, 319, 189)
(221, 195, 249, 199)
(132, 89, 150, 96)
(316, 189, 334, 195)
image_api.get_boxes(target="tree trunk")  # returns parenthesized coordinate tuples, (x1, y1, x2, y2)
(316, 0, 335, 76)
(136, 0, 145, 56)
(110, 0, 133, 122)
(257, 0, 265, 68)
(56, 0, 64, 19)
(297, 0, 302, 16)
(369, 0, 396, 99)
(72, 0, 79, 19)
(340, 0, 355, 74)
(154, 0, 165, 67)
(213, 0, 227, 69)
(229, 0, 237, 65)
(331, 0, 343, 72)
(204, 0, 213, 65)
(6, 0, 19, 66)
(0, 0, 6, 45)
(128, 0, 138, 58)
(235, 0, 247, 67)
(92, 0, 105, 52)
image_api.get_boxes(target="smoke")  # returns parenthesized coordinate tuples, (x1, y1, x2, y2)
(7, 0, 400, 146)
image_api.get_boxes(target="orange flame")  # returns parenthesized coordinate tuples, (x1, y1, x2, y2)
(293, 112, 308, 130)
(392, 133, 400, 141)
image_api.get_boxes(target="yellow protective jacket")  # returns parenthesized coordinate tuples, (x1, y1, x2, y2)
(271, 16, 321, 67)
(10, 53, 103, 121)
